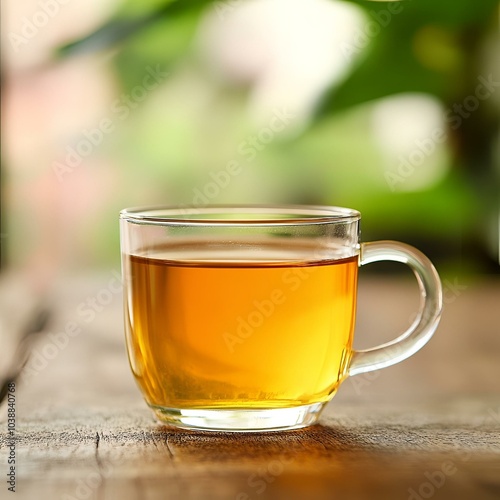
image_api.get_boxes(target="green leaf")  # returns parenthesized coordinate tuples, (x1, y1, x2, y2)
(56, 13, 167, 58)
(55, 0, 207, 58)
(113, 11, 201, 93)
(118, 0, 177, 17)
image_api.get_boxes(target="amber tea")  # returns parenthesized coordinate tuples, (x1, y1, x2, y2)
(124, 241, 358, 412)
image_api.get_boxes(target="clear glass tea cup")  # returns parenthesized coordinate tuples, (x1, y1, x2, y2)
(120, 205, 442, 431)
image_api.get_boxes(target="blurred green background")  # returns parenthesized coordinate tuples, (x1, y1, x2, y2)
(1, 0, 499, 279)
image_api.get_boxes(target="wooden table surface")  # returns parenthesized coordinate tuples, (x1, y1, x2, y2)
(1, 273, 499, 500)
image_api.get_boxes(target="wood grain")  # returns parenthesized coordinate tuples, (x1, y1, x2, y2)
(1, 276, 500, 500)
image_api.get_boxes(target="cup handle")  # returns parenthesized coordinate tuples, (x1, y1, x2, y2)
(348, 241, 443, 377)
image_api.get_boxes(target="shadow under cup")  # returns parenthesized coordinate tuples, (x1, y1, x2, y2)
(120, 205, 442, 432)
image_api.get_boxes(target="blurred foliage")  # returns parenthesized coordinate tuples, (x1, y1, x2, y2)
(57, 0, 498, 113)
(56, 0, 499, 273)
(320, 0, 498, 113)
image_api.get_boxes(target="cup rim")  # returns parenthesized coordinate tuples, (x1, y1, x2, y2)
(119, 204, 361, 226)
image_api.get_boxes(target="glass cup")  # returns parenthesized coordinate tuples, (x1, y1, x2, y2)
(120, 205, 442, 432)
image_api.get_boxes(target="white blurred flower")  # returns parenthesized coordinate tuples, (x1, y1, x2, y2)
(371, 93, 451, 191)
(198, 0, 367, 133)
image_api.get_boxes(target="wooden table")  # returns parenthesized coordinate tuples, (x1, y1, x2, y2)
(1, 274, 499, 500)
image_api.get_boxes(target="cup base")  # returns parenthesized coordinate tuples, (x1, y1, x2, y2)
(150, 402, 325, 432)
